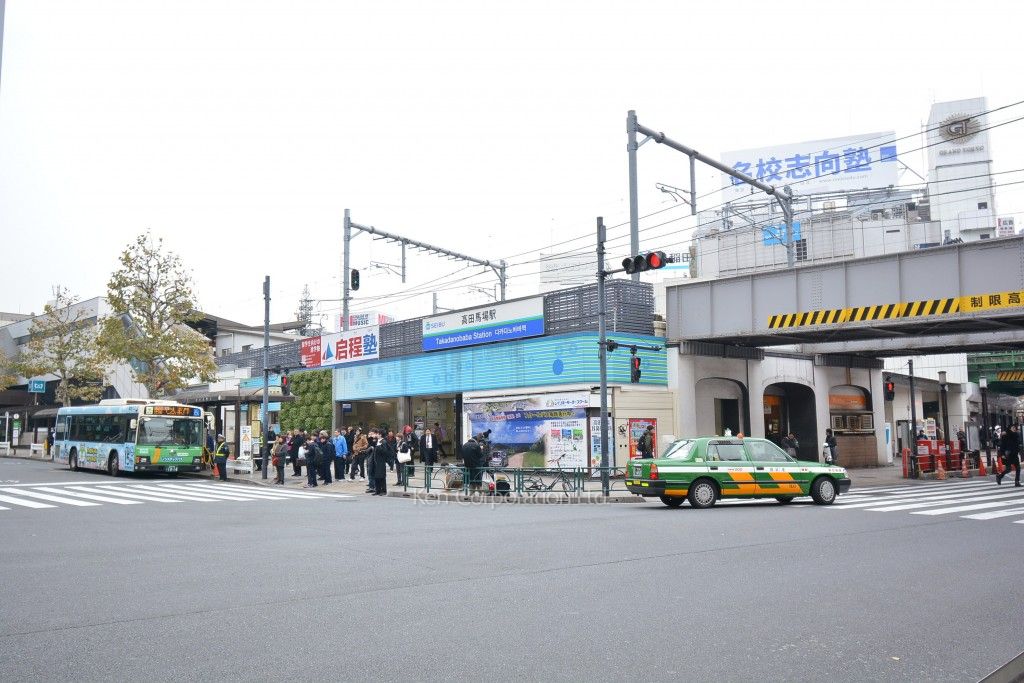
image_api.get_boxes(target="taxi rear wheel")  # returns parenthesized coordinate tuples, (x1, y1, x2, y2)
(810, 476, 837, 505)
(687, 479, 717, 509)
(659, 495, 685, 508)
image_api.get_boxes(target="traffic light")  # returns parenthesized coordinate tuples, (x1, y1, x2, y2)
(883, 377, 895, 402)
(350, 268, 360, 291)
(605, 340, 619, 352)
(622, 251, 669, 275)
(280, 375, 290, 396)
(630, 354, 642, 383)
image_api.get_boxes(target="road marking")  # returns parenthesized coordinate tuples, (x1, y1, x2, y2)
(0, 492, 56, 508)
(182, 482, 345, 499)
(913, 496, 1024, 516)
(126, 485, 231, 502)
(832, 482, 997, 508)
(0, 487, 100, 507)
(153, 484, 283, 501)
(870, 490, 1024, 512)
(962, 507, 1024, 520)
(89, 486, 185, 503)
(32, 486, 141, 505)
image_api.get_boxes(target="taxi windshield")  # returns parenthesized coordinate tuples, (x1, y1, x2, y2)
(661, 440, 695, 460)
(138, 417, 203, 447)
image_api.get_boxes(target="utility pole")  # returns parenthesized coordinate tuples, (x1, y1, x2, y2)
(626, 110, 797, 268)
(261, 276, 270, 480)
(342, 209, 352, 331)
(908, 359, 918, 476)
(597, 217, 611, 496)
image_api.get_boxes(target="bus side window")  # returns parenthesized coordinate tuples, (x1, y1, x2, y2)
(69, 416, 78, 441)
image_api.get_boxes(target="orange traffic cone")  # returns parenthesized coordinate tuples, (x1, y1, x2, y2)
(936, 456, 946, 480)
(996, 456, 1005, 476)
(212, 462, 219, 478)
(961, 456, 969, 479)
(979, 457, 987, 477)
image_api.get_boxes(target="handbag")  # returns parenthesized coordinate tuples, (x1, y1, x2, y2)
(397, 450, 412, 464)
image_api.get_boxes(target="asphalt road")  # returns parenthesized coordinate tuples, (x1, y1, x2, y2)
(1, 457, 1022, 682)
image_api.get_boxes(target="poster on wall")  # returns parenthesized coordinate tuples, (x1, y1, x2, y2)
(465, 393, 589, 468)
(627, 418, 657, 459)
(299, 337, 322, 368)
(240, 426, 252, 457)
(589, 417, 616, 474)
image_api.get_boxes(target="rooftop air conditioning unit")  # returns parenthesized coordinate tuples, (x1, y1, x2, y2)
(823, 201, 836, 212)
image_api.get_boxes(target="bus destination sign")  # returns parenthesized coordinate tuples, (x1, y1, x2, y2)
(145, 405, 202, 417)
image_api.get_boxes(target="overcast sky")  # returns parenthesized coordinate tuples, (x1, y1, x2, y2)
(1, 0, 1022, 328)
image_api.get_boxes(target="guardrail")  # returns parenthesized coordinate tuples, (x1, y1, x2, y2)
(401, 463, 631, 497)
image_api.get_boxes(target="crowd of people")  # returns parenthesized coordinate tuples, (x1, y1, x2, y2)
(269, 422, 451, 495)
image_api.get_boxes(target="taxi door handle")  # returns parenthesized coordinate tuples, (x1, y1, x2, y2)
(755, 466, 765, 470)
(709, 466, 719, 470)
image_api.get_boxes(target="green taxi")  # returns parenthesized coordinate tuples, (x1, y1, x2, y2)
(625, 437, 852, 508)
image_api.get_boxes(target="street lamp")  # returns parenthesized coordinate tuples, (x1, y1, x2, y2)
(938, 371, 950, 470)
(980, 376, 991, 469)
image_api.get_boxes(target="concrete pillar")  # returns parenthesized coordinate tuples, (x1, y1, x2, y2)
(676, 353, 698, 437)
(868, 367, 888, 465)
(746, 359, 765, 438)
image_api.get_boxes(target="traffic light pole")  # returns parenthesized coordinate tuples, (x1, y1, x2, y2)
(626, 110, 797, 268)
(342, 209, 351, 331)
(597, 217, 611, 497)
(261, 275, 270, 480)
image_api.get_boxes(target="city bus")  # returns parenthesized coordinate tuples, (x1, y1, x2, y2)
(55, 399, 207, 476)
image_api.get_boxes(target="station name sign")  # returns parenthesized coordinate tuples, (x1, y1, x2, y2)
(422, 298, 545, 351)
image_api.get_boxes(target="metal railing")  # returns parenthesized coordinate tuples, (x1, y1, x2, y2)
(400, 463, 632, 497)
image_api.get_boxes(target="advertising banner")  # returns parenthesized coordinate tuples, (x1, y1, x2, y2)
(589, 416, 615, 473)
(997, 217, 1016, 237)
(721, 131, 899, 200)
(342, 311, 393, 330)
(465, 392, 588, 468)
(299, 337, 322, 368)
(627, 417, 657, 459)
(319, 327, 380, 366)
(422, 298, 544, 352)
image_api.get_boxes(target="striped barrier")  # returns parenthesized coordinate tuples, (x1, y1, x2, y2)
(768, 290, 1024, 330)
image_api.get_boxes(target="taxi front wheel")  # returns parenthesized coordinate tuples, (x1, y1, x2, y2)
(811, 477, 837, 505)
(659, 495, 685, 508)
(687, 479, 718, 509)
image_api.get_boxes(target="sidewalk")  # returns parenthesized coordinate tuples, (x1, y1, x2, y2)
(206, 460, 949, 500)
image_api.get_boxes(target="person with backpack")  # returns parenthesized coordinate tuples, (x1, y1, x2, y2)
(637, 425, 656, 459)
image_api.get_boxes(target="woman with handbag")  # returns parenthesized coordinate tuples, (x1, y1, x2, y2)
(271, 435, 286, 485)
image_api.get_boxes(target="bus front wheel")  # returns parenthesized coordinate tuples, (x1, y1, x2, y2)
(69, 449, 78, 472)
(107, 452, 120, 477)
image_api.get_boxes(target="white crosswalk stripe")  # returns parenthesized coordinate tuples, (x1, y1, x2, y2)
(0, 480, 353, 513)
(832, 479, 1024, 524)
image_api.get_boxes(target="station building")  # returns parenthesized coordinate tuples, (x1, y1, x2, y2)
(290, 282, 676, 468)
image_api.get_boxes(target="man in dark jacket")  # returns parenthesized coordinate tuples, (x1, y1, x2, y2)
(368, 430, 390, 495)
(317, 431, 335, 485)
(998, 425, 1021, 486)
(461, 435, 484, 490)
(304, 437, 321, 489)
(289, 430, 305, 477)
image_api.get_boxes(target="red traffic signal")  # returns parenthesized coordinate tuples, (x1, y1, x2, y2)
(630, 355, 642, 383)
(883, 379, 895, 402)
(281, 375, 290, 396)
(622, 251, 670, 274)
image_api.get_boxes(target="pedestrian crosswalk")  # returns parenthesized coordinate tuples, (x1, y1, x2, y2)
(829, 479, 1024, 524)
(0, 481, 352, 512)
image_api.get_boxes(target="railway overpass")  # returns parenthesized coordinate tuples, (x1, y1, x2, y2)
(666, 236, 1024, 353)
(661, 237, 1023, 468)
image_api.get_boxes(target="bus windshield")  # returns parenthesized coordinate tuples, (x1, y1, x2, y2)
(137, 417, 204, 447)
